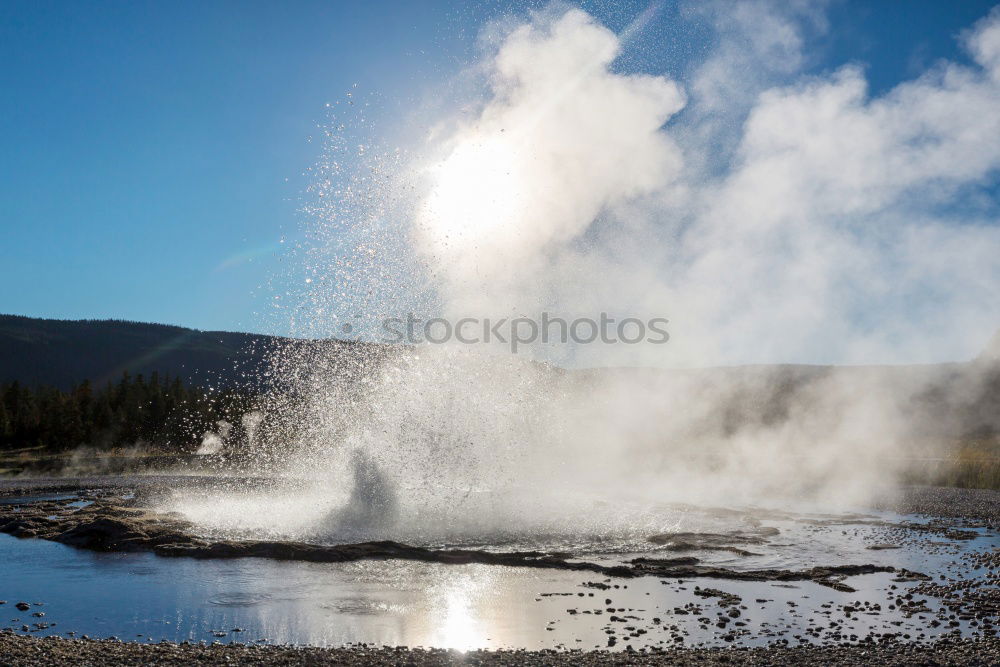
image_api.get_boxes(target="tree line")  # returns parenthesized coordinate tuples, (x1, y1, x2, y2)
(0, 373, 255, 453)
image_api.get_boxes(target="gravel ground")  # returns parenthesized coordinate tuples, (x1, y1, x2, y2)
(2, 633, 1000, 666)
(881, 485, 1000, 525)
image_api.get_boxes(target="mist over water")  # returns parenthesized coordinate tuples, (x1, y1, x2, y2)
(170, 4, 1000, 546)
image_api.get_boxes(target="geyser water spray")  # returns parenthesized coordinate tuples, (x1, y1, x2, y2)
(168, 4, 1000, 544)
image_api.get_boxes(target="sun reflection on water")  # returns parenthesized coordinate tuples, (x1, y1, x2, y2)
(425, 571, 495, 651)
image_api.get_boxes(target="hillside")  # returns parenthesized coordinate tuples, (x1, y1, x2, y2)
(0, 315, 285, 389)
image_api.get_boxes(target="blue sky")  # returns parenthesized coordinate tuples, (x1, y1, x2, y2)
(2, 0, 997, 337)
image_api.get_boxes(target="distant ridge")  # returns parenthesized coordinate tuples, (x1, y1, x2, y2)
(3, 313, 997, 392)
(0, 314, 288, 389)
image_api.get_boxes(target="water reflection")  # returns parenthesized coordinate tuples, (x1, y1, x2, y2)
(0, 507, 995, 650)
(433, 578, 487, 649)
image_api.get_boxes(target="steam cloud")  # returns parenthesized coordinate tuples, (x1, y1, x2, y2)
(171, 3, 1000, 541)
(415, 4, 1000, 367)
(414, 8, 685, 318)
(196, 419, 232, 456)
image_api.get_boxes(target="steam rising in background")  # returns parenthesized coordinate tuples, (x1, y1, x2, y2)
(196, 420, 232, 456)
(170, 2, 1000, 541)
(410, 2, 1000, 367)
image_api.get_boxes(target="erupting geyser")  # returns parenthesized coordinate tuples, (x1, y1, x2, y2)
(167, 5, 1000, 547)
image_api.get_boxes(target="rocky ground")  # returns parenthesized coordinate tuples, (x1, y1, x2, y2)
(2, 633, 1000, 665)
(879, 485, 1000, 524)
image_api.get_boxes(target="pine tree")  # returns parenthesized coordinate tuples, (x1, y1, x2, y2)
(0, 399, 11, 446)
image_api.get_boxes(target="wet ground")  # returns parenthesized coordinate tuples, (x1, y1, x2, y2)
(1, 476, 999, 659)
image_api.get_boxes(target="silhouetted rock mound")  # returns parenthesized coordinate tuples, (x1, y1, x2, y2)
(647, 529, 778, 556)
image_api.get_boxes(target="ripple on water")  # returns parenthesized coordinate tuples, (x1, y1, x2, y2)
(318, 599, 397, 615)
(208, 591, 274, 607)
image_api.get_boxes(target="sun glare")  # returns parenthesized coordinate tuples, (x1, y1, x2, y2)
(428, 576, 493, 651)
(420, 133, 526, 252)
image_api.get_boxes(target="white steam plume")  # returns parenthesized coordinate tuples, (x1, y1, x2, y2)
(412, 4, 1000, 368)
(170, 4, 1000, 541)
(196, 419, 232, 456)
(414, 8, 685, 317)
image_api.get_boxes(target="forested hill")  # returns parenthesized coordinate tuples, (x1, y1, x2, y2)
(0, 315, 284, 389)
